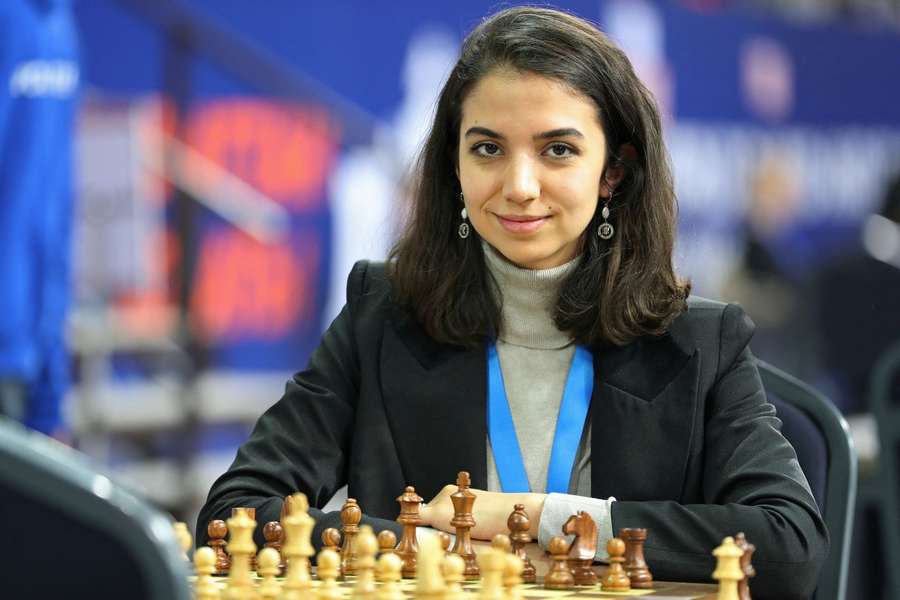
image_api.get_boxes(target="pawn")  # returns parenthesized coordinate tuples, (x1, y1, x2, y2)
(322, 527, 342, 554)
(491, 533, 511, 554)
(263, 521, 285, 575)
(476, 547, 506, 600)
(735, 532, 755, 600)
(317, 548, 343, 600)
(601, 538, 631, 592)
(194, 546, 221, 600)
(503, 554, 524, 600)
(377, 553, 405, 600)
(377, 530, 397, 556)
(258, 547, 282, 599)
(438, 531, 452, 553)
(442, 554, 466, 600)
(712, 536, 744, 600)
(207, 520, 231, 576)
(544, 536, 575, 590)
(173, 522, 192, 562)
(352, 525, 378, 600)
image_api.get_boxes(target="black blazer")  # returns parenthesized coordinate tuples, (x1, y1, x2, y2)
(198, 261, 827, 600)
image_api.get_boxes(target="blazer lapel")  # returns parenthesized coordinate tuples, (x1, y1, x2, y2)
(379, 313, 488, 503)
(591, 333, 700, 501)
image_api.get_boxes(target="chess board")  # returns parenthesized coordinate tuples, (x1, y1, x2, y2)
(198, 575, 719, 599)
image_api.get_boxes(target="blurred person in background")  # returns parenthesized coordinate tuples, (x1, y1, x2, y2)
(0, 0, 79, 437)
(813, 169, 900, 414)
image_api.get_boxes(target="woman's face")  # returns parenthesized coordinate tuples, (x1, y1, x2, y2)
(458, 69, 612, 270)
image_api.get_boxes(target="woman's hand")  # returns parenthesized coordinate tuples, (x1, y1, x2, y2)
(419, 485, 546, 540)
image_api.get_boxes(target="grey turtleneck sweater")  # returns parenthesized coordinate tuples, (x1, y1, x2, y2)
(482, 243, 614, 559)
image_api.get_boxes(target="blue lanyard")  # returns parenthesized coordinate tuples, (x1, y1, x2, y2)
(487, 343, 594, 493)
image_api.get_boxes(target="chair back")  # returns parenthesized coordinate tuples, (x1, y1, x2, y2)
(756, 360, 857, 600)
(869, 340, 900, 600)
(0, 417, 191, 599)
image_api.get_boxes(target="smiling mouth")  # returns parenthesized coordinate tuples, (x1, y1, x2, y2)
(496, 214, 550, 233)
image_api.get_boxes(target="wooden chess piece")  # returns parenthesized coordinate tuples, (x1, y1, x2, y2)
(712, 536, 744, 600)
(735, 532, 755, 600)
(258, 547, 282, 599)
(351, 525, 378, 599)
(601, 538, 630, 592)
(207, 520, 231, 576)
(317, 548, 343, 600)
(621, 527, 653, 589)
(396, 485, 423, 578)
(562, 511, 598, 586)
(225, 507, 256, 599)
(173, 522, 192, 562)
(377, 553, 405, 600)
(476, 546, 505, 600)
(442, 553, 466, 600)
(416, 533, 446, 600)
(377, 530, 397, 555)
(263, 521, 285, 575)
(438, 531, 452, 553)
(449, 471, 479, 579)
(340, 498, 363, 575)
(544, 536, 575, 590)
(503, 553, 524, 600)
(282, 492, 315, 600)
(232, 507, 258, 572)
(322, 527, 342, 554)
(507, 504, 536, 583)
(491, 533, 511, 554)
(194, 547, 221, 600)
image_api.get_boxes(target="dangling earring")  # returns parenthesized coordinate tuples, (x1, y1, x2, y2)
(597, 191, 614, 240)
(458, 192, 470, 239)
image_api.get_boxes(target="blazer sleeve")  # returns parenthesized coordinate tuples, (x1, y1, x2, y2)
(610, 304, 828, 600)
(196, 261, 401, 548)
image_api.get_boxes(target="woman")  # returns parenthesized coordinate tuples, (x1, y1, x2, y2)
(198, 7, 826, 599)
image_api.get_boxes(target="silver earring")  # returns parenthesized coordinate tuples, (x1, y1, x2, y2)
(458, 192, 470, 239)
(598, 193, 614, 240)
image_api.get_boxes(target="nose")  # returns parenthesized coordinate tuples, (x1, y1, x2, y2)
(502, 155, 540, 204)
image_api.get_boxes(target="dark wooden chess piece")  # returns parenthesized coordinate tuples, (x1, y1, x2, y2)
(340, 498, 362, 575)
(263, 521, 285, 575)
(449, 471, 479, 579)
(544, 536, 575, 590)
(207, 519, 231, 576)
(507, 504, 536, 583)
(735, 532, 756, 600)
(562, 511, 598, 586)
(377, 530, 397, 556)
(322, 528, 342, 552)
(601, 538, 631, 592)
(620, 527, 653, 589)
(396, 486, 423, 578)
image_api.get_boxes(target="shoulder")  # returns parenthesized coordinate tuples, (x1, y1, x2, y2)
(667, 296, 756, 375)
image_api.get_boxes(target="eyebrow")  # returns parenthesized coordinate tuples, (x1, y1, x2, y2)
(464, 126, 584, 140)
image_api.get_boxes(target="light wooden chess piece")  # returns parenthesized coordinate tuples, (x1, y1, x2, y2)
(263, 520, 285, 575)
(283, 492, 315, 600)
(173, 521, 192, 562)
(735, 532, 755, 600)
(378, 530, 397, 556)
(442, 553, 466, 600)
(601, 538, 630, 592)
(317, 548, 343, 600)
(225, 508, 257, 600)
(208, 520, 231, 576)
(341, 498, 363, 575)
(396, 486, 424, 578)
(377, 553, 405, 600)
(450, 471, 479, 579)
(712, 536, 745, 600)
(477, 546, 506, 600)
(352, 525, 378, 600)
(415, 532, 446, 600)
(503, 553, 524, 600)
(194, 546, 221, 600)
(544, 536, 574, 590)
(621, 527, 653, 589)
(232, 507, 258, 572)
(258, 547, 282, 599)
(507, 504, 536, 583)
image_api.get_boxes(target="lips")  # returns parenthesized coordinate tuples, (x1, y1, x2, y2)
(496, 213, 549, 234)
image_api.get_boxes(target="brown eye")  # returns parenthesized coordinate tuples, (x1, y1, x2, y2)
(546, 143, 575, 158)
(473, 142, 502, 157)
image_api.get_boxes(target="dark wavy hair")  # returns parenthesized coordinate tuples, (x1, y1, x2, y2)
(389, 6, 690, 349)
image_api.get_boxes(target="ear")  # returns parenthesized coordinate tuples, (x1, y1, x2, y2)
(600, 143, 636, 198)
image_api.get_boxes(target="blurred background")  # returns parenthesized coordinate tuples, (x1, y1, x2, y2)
(3, 0, 900, 597)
